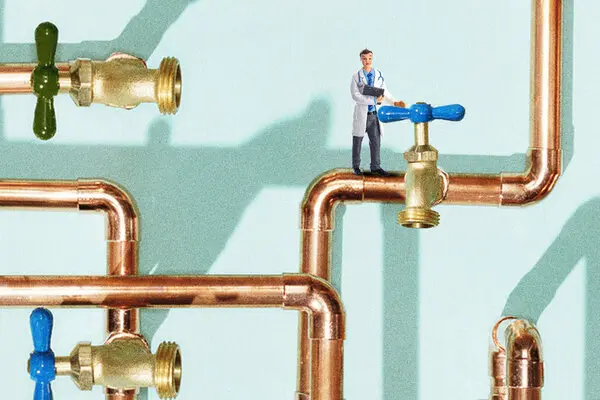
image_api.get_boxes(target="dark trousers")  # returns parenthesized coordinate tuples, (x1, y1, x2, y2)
(352, 113, 381, 170)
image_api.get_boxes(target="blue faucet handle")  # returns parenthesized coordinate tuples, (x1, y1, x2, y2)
(378, 103, 465, 124)
(29, 308, 55, 400)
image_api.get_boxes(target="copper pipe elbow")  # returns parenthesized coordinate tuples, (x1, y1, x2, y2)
(501, 148, 561, 205)
(283, 274, 345, 340)
(301, 169, 364, 231)
(505, 320, 544, 396)
(77, 179, 139, 241)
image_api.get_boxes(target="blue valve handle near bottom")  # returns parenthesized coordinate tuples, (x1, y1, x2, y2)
(378, 103, 465, 124)
(30, 308, 55, 400)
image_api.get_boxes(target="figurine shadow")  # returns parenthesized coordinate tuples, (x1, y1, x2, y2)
(0, 1, 575, 399)
(502, 197, 600, 400)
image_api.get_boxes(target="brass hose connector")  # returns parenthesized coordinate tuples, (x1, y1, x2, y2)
(398, 121, 447, 228)
(488, 317, 544, 400)
(69, 53, 181, 114)
(53, 334, 181, 399)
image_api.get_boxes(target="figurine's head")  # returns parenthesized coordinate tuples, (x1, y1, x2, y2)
(360, 49, 373, 70)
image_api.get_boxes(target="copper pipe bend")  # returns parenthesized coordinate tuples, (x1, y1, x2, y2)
(283, 274, 345, 340)
(77, 179, 139, 241)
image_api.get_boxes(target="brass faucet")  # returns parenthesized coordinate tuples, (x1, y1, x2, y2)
(0, 22, 181, 140)
(28, 309, 182, 399)
(378, 102, 464, 228)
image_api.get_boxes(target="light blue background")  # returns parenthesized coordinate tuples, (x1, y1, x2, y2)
(0, 1, 590, 399)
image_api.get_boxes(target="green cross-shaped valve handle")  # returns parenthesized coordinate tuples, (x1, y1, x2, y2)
(31, 22, 59, 140)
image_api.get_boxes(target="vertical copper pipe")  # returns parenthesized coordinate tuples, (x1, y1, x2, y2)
(77, 180, 139, 400)
(311, 339, 344, 400)
(106, 241, 139, 333)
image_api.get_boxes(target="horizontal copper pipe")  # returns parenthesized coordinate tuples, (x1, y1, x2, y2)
(0, 179, 138, 241)
(0, 63, 71, 93)
(0, 273, 345, 399)
(0, 274, 344, 339)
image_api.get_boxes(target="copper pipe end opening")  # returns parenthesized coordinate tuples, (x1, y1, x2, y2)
(398, 207, 439, 228)
(155, 342, 182, 399)
(157, 57, 182, 115)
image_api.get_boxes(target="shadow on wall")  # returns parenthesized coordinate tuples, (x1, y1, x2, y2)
(0, 1, 575, 400)
(502, 198, 600, 400)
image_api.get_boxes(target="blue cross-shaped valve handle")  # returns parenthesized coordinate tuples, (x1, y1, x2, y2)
(29, 308, 56, 400)
(378, 103, 465, 124)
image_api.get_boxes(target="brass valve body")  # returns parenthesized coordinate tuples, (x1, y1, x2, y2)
(68, 53, 181, 114)
(399, 122, 445, 228)
(54, 334, 181, 399)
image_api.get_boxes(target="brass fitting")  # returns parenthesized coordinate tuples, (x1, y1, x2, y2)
(53, 333, 181, 399)
(67, 53, 181, 114)
(399, 122, 447, 228)
(489, 318, 544, 400)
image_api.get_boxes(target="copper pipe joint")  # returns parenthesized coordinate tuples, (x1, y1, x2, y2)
(506, 320, 544, 395)
(53, 333, 181, 399)
(489, 319, 544, 400)
(489, 348, 508, 400)
(283, 274, 345, 340)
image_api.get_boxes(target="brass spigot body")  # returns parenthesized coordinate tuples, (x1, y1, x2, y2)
(54, 334, 181, 399)
(399, 122, 445, 228)
(489, 318, 544, 400)
(68, 53, 181, 114)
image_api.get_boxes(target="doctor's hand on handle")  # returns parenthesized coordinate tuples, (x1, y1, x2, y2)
(376, 97, 405, 107)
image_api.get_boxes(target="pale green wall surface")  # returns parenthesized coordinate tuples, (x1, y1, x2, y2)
(0, 1, 590, 399)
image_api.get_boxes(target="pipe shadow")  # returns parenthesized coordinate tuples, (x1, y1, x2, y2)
(502, 198, 600, 400)
(381, 205, 420, 400)
(0, 0, 201, 61)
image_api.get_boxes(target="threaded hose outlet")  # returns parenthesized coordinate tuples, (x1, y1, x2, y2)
(398, 207, 440, 229)
(155, 342, 182, 399)
(156, 57, 182, 115)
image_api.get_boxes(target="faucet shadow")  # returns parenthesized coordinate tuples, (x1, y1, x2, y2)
(0, 1, 576, 399)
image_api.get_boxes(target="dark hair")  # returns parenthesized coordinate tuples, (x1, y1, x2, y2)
(359, 48, 373, 57)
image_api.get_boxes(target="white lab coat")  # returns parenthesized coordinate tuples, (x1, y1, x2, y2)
(350, 68, 398, 137)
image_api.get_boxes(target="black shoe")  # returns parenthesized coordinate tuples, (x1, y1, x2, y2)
(353, 167, 363, 175)
(371, 168, 391, 177)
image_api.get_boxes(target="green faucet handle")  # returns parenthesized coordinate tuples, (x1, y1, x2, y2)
(32, 22, 59, 140)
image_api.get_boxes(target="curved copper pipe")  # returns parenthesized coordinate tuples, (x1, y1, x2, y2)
(297, 0, 562, 396)
(504, 320, 544, 400)
(0, 274, 345, 400)
(0, 179, 139, 400)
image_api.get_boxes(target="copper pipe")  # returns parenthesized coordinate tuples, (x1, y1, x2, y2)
(298, 0, 562, 395)
(0, 179, 139, 399)
(505, 320, 544, 400)
(0, 63, 71, 93)
(0, 274, 345, 399)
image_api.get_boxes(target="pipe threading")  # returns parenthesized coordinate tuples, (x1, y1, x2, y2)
(397, 207, 439, 228)
(156, 57, 181, 115)
(154, 342, 182, 399)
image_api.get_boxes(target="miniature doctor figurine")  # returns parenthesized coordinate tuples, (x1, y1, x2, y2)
(350, 48, 405, 176)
